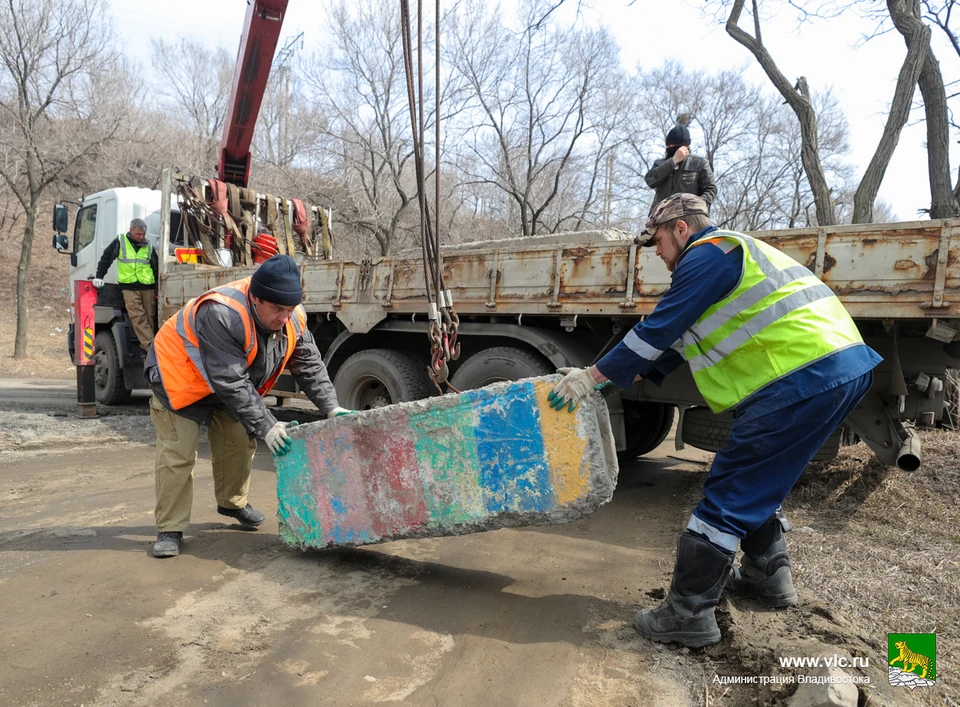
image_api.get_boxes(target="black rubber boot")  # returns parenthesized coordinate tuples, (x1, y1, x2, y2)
(217, 504, 266, 527)
(633, 532, 734, 648)
(152, 531, 183, 558)
(728, 513, 798, 607)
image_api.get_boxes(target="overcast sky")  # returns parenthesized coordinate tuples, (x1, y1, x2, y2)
(111, 0, 957, 222)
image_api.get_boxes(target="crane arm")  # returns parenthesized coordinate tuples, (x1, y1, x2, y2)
(218, 0, 289, 187)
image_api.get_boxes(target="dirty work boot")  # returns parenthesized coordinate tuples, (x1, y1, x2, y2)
(152, 532, 183, 558)
(217, 504, 266, 527)
(633, 532, 734, 648)
(728, 514, 798, 607)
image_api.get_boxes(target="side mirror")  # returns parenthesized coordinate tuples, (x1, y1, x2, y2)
(52, 233, 70, 253)
(53, 203, 69, 233)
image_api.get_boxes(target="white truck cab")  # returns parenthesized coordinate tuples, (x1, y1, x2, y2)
(54, 187, 178, 305)
(53, 187, 181, 403)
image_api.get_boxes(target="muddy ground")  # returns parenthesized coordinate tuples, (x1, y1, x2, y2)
(0, 377, 950, 707)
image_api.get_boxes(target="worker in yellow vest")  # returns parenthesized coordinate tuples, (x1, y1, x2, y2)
(550, 193, 881, 648)
(143, 255, 351, 558)
(92, 218, 157, 351)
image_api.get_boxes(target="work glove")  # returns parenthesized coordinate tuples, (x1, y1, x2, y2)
(326, 407, 354, 419)
(548, 367, 598, 413)
(265, 420, 299, 456)
(91, 278, 104, 289)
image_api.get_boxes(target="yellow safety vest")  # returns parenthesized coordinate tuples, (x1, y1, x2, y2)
(117, 233, 155, 286)
(680, 230, 864, 413)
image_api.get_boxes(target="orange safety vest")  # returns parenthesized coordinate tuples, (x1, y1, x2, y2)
(154, 278, 307, 410)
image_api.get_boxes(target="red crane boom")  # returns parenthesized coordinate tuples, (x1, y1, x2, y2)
(218, 0, 289, 187)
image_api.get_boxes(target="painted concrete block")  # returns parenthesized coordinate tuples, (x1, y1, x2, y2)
(276, 375, 619, 549)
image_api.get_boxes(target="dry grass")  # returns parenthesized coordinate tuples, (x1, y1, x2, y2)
(786, 432, 960, 705)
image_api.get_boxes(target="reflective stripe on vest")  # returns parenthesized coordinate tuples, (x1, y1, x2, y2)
(679, 230, 863, 413)
(117, 233, 155, 285)
(153, 277, 307, 410)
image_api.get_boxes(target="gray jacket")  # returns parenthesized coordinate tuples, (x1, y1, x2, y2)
(644, 154, 717, 213)
(145, 300, 339, 439)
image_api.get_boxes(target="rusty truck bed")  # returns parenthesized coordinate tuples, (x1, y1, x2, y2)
(160, 220, 960, 331)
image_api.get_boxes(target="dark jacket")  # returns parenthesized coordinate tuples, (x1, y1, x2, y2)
(644, 154, 717, 213)
(95, 234, 159, 290)
(144, 299, 340, 439)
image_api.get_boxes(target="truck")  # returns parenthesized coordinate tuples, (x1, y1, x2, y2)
(48, 0, 959, 470)
(52, 169, 960, 471)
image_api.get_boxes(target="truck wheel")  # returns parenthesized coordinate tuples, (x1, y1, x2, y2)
(619, 401, 675, 462)
(93, 331, 132, 405)
(681, 406, 842, 462)
(450, 346, 553, 389)
(334, 349, 435, 410)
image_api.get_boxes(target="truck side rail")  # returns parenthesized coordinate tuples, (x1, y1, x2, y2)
(159, 219, 960, 331)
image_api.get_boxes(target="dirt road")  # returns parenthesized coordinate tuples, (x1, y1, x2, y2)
(0, 379, 921, 706)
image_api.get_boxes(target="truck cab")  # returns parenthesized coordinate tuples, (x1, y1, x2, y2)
(53, 187, 181, 403)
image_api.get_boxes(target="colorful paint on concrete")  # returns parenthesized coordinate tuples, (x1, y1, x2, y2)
(276, 376, 619, 549)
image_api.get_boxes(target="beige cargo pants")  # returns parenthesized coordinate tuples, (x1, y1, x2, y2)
(122, 289, 156, 351)
(150, 396, 258, 532)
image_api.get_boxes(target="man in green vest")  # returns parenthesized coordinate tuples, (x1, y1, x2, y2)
(549, 193, 881, 648)
(92, 217, 158, 351)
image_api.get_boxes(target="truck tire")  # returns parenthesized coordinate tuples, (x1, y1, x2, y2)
(681, 406, 842, 462)
(450, 346, 553, 389)
(93, 331, 132, 405)
(334, 349, 435, 410)
(619, 401, 675, 461)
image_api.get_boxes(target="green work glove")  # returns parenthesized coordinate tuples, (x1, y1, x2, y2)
(327, 407, 354, 419)
(265, 420, 299, 456)
(548, 367, 596, 413)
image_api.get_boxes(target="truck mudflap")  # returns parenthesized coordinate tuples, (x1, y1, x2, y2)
(110, 319, 149, 392)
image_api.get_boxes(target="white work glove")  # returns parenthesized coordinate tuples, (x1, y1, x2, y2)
(265, 420, 299, 456)
(327, 406, 354, 419)
(549, 367, 598, 413)
(91, 278, 104, 289)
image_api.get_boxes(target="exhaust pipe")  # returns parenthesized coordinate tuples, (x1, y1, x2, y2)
(896, 428, 921, 472)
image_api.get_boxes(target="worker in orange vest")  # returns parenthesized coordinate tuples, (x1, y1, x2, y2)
(144, 255, 350, 558)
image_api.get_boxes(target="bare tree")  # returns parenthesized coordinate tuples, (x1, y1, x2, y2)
(920, 1, 960, 208)
(150, 37, 232, 174)
(447, 0, 625, 236)
(301, 0, 426, 256)
(894, 0, 959, 216)
(254, 57, 323, 170)
(621, 61, 854, 230)
(713, 0, 929, 224)
(854, 0, 933, 222)
(0, 0, 123, 358)
(717, 0, 836, 225)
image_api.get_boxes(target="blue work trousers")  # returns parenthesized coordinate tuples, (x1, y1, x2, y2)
(687, 371, 873, 552)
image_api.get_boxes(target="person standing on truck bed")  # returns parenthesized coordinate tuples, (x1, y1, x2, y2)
(549, 193, 881, 649)
(143, 254, 352, 558)
(644, 118, 717, 214)
(92, 217, 158, 351)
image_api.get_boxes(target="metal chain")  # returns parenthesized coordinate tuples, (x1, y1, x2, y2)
(400, 0, 460, 393)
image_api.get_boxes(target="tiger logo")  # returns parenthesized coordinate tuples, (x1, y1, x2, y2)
(889, 640, 932, 680)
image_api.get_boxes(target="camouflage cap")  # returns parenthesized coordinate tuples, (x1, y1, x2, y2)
(637, 193, 710, 246)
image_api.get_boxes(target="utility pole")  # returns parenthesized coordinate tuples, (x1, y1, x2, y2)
(603, 151, 615, 226)
(274, 31, 303, 166)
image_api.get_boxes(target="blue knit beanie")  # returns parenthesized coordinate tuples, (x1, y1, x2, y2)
(250, 255, 302, 306)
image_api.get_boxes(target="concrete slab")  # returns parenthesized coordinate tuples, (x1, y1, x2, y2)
(276, 376, 619, 549)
